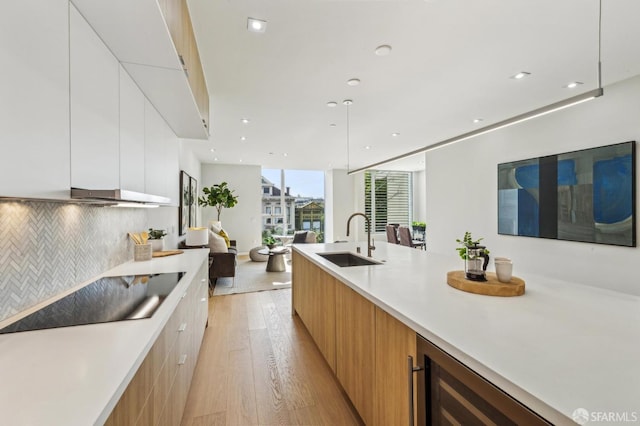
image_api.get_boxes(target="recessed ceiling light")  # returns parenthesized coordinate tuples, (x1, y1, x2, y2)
(240, 136, 246, 141)
(214, 157, 218, 161)
(343, 99, 353, 106)
(268, 152, 274, 155)
(327, 101, 337, 107)
(347, 78, 360, 86)
(210, 148, 215, 152)
(391, 132, 400, 137)
(329, 123, 337, 127)
(565, 81, 583, 89)
(473, 118, 484, 123)
(283, 153, 288, 157)
(239, 159, 243, 162)
(365, 145, 371, 150)
(510, 71, 531, 80)
(241, 118, 250, 124)
(247, 18, 266, 33)
(374, 45, 392, 56)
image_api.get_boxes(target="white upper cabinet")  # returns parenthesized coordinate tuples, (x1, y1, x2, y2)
(70, 0, 209, 139)
(145, 100, 178, 204)
(0, 0, 70, 199)
(119, 67, 146, 193)
(70, 5, 120, 190)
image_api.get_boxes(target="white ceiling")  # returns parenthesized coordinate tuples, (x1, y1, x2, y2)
(182, 0, 640, 172)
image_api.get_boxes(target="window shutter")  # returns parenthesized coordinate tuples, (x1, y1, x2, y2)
(365, 171, 412, 232)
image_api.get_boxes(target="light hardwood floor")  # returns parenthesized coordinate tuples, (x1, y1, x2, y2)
(180, 288, 363, 426)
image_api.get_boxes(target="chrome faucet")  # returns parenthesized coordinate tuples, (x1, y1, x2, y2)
(346, 212, 375, 257)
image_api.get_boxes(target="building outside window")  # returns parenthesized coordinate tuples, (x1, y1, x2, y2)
(275, 206, 281, 215)
(266, 206, 271, 214)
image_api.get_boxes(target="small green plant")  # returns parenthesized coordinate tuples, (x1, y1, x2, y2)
(262, 235, 277, 247)
(455, 231, 489, 260)
(412, 221, 426, 228)
(148, 228, 167, 240)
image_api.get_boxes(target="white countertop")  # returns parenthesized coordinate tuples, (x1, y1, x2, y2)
(0, 248, 209, 426)
(294, 242, 640, 425)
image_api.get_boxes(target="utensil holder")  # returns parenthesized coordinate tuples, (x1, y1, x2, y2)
(134, 243, 152, 261)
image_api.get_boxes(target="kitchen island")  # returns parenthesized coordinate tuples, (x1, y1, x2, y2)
(0, 248, 209, 425)
(293, 242, 640, 425)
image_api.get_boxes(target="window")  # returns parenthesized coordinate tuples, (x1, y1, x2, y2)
(263, 187, 270, 194)
(275, 206, 281, 215)
(266, 206, 271, 214)
(313, 220, 320, 229)
(365, 170, 412, 233)
(266, 218, 271, 224)
(302, 220, 311, 230)
(277, 218, 283, 224)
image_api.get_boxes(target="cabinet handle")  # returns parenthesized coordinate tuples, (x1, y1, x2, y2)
(178, 354, 187, 365)
(178, 322, 187, 332)
(408, 355, 423, 426)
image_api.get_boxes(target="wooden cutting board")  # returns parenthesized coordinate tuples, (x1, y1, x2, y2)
(152, 250, 184, 258)
(447, 270, 525, 297)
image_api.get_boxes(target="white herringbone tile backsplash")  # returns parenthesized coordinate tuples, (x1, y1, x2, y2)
(0, 201, 146, 322)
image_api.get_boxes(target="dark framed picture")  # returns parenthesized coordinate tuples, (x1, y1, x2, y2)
(179, 170, 190, 236)
(189, 176, 198, 228)
(498, 141, 636, 247)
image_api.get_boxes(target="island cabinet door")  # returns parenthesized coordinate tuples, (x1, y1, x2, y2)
(375, 307, 417, 426)
(335, 283, 375, 425)
(291, 251, 336, 372)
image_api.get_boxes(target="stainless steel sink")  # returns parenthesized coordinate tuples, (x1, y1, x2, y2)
(317, 252, 382, 267)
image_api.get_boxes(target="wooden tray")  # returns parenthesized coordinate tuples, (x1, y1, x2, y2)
(152, 250, 184, 258)
(446, 270, 525, 297)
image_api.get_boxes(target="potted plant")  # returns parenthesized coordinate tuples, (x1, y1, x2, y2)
(412, 221, 426, 231)
(263, 235, 277, 249)
(198, 182, 239, 226)
(148, 228, 167, 252)
(456, 231, 490, 281)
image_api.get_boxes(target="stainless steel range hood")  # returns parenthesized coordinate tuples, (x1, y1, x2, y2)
(71, 188, 171, 205)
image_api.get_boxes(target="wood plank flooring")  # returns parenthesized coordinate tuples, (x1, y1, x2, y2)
(180, 289, 363, 426)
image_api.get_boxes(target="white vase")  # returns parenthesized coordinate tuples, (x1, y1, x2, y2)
(150, 239, 164, 252)
(209, 220, 222, 231)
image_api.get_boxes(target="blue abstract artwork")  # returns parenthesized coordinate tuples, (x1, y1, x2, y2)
(498, 141, 636, 247)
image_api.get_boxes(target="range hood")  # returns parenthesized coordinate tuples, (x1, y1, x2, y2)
(71, 188, 171, 205)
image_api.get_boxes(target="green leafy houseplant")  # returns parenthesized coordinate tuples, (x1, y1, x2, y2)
(198, 182, 239, 221)
(262, 235, 277, 248)
(148, 228, 167, 240)
(455, 231, 489, 260)
(412, 221, 426, 229)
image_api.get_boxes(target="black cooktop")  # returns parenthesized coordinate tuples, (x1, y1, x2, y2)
(0, 272, 185, 335)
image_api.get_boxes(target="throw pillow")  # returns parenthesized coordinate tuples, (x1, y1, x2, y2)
(292, 231, 308, 244)
(208, 230, 228, 253)
(218, 229, 231, 248)
(305, 231, 317, 243)
(210, 222, 222, 234)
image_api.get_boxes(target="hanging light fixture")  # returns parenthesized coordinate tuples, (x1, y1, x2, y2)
(344, 99, 353, 171)
(348, 0, 604, 175)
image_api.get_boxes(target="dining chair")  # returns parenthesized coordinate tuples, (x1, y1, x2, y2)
(398, 226, 425, 250)
(386, 224, 399, 244)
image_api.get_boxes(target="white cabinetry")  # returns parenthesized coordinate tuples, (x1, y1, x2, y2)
(145, 100, 179, 204)
(70, 4, 120, 190)
(0, 0, 70, 199)
(119, 67, 146, 193)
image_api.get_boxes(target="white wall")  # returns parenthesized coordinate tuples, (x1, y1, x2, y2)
(200, 163, 262, 253)
(146, 140, 202, 249)
(325, 169, 368, 243)
(425, 75, 640, 295)
(412, 168, 427, 223)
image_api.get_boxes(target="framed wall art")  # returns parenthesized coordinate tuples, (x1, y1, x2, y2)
(179, 170, 190, 236)
(498, 141, 636, 247)
(189, 176, 198, 228)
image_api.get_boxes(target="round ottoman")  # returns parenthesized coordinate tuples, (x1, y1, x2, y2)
(249, 246, 269, 262)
